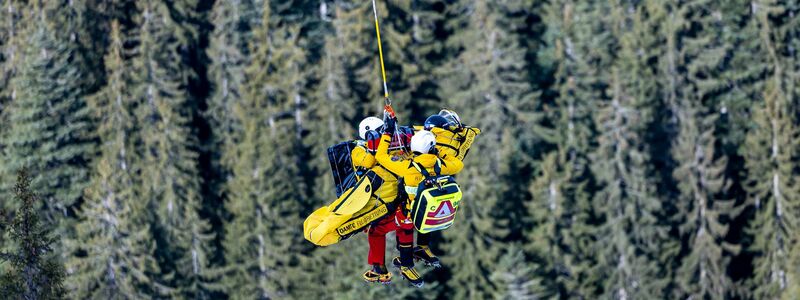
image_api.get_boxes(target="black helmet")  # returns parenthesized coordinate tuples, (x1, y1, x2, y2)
(424, 115, 451, 130)
(438, 109, 462, 128)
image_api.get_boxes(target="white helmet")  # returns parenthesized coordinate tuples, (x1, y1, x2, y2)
(410, 130, 436, 154)
(358, 117, 384, 139)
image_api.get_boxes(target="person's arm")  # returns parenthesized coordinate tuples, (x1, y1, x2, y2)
(438, 154, 464, 176)
(375, 134, 411, 175)
(351, 146, 376, 169)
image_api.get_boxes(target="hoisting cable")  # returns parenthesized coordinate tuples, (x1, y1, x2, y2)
(371, 0, 392, 113)
(372, 0, 410, 154)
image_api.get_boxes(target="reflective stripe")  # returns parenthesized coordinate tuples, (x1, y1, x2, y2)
(405, 185, 418, 196)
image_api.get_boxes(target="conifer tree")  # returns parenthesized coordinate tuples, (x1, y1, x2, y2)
(304, 1, 364, 204)
(0, 0, 23, 116)
(589, 2, 674, 298)
(436, 0, 535, 298)
(0, 1, 25, 199)
(659, 1, 740, 298)
(744, 1, 800, 298)
(785, 238, 800, 299)
(2, 6, 95, 224)
(206, 0, 262, 178)
(525, 153, 566, 299)
(131, 1, 220, 297)
(65, 21, 167, 299)
(45, 0, 104, 95)
(0, 170, 67, 299)
(525, 1, 601, 298)
(222, 2, 310, 297)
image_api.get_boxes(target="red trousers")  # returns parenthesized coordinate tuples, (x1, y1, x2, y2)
(367, 207, 414, 266)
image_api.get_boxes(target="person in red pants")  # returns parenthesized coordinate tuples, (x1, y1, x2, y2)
(364, 206, 418, 285)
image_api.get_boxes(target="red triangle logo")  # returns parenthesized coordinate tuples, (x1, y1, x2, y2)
(430, 201, 455, 218)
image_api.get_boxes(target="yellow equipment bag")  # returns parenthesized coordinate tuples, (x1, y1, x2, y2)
(303, 171, 394, 246)
(414, 126, 481, 161)
(409, 160, 463, 234)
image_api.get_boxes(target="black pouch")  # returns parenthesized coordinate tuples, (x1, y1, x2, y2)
(327, 142, 357, 197)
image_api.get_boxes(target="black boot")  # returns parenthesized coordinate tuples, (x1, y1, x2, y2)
(413, 245, 442, 269)
(393, 245, 423, 287)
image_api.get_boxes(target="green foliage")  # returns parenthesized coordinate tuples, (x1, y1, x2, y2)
(206, 0, 262, 176)
(744, 1, 800, 298)
(1, 0, 800, 298)
(657, 1, 743, 298)
(65, 21, 167, 299)
(2, 9, 96, 222)
(490, 244, 538, 300)
(221, 3, 310, 297)
(0, 169, 67, 300)
(437, 0, 535, 298)
(131, 1, 220, 297)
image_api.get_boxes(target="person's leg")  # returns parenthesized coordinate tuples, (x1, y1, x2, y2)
(414, 232, 442, 268)
(393, 209, 424, 287)
(416, 232, 431, 247)
(396, 228, 415, 267)
(364, 217, 395, 283)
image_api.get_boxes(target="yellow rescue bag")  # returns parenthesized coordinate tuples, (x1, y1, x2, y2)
(409, 160, 463, 233)
(303, 171, 394, 246)
(414, 126, 481, 161)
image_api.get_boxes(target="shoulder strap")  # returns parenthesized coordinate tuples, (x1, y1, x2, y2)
(411, 159, 442, 179)
(411, 161, 432, 179)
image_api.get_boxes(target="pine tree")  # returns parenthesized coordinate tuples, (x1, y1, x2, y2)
(2, 6, 96, 225)
(525, 153, 566, 299)
(0, 170, 67, 299)
(131, 1, 220, 297)
(659, 1, 741, 298)
(206, 0, 262, 181)
(436, 0, 535, 298)
(222, 2, 310, 297)
(589, 2, 674, 299)
(524, 1, 602, 298)
(744, 1, 800, 298)
(383, 0, 450, 119)
(0, 1, 25, 201)
(65, 21, 167, 299)
(304, 1, 365, 206)
(46, 0, 105, 95)
(0, 0, 24, 120)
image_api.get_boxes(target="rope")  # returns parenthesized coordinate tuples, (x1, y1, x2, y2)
(371, 0, 390, 104)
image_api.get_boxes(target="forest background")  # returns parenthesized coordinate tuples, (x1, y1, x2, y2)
(0, 0, 799, 299)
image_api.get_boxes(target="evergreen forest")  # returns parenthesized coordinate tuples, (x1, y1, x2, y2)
(1, 0, 800, 299)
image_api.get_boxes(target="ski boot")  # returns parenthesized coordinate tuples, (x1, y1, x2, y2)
(413, 246, 442, 269)
(392, 257, 424, 288)
(363, 264, 392, 284)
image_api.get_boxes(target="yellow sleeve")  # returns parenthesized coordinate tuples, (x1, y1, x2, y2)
(351, 146, 376, 169)
(438, 154, 464, 176)
(376, 134, 412, 176)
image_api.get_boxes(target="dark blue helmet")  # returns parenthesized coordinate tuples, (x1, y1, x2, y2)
(424, 115, 451, 130)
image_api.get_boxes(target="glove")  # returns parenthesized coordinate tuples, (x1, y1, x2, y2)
(384, 116, 397, 134)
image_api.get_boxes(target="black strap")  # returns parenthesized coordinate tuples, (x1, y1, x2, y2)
(411, 161, 431, 179)
(411, 158, 442, 179)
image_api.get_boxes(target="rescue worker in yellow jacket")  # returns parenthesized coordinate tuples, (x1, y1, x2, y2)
(303, 117, 400, 248)
(409, 109, 478, 268)
(374, 116, 463, 287)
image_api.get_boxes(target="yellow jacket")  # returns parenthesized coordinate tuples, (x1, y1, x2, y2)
(351, 145, 399, 202)
(303, 144, 401, 246)
(413, 126, 481, 163)
(375, 134, 463, 200)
